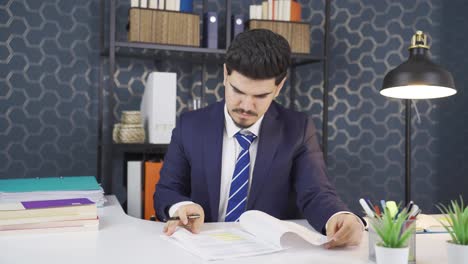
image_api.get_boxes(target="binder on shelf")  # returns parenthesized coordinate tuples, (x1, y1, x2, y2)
(203, 12, 218, 49)
(141, 72, 177, 144)
(232, 14, 245, 40)
(144, 161, 163, 220)
(127, 161, 143, 219)
(180, 0, 193, 12)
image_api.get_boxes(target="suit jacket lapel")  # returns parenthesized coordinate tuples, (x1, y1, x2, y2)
(203, 101, 224, 221)
(247, 102, 282, 209)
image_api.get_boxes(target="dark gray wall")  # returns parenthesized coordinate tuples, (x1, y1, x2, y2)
(0, 0, 99, 177)
(436, 0, 468, 207)
(1, 0, 466, 213)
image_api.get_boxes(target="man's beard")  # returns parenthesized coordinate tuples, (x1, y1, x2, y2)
(231, 108, 258, 128)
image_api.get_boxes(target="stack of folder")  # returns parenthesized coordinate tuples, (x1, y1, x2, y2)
(0, 176, 106, 207)
(0, 198, 99, 235)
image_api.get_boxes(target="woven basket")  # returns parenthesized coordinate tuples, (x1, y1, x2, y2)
(118, 124, 145, 143)
(113, 123, 122, 143)
(121, 111, 142, 125)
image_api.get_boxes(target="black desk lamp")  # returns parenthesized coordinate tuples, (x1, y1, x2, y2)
(380, 31, 456, 204)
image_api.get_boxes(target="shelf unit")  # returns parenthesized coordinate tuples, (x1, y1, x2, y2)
(99, 0, 332, 194)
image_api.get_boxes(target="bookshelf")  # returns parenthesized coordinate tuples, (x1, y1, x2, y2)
(99, 0, 332, 195)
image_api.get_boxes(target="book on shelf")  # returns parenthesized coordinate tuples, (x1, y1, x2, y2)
(249, 0, 301, 22)
(140, 0, 148, 8)
(131, 0, 193, 12)
(163, 210, 328, 260)
(0, 198, 98, 226)
(148, 0, 157, 9)
(140, 8, 153, 42)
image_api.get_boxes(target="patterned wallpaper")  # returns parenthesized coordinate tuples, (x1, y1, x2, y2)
(0, 0, 99, 178)
(1, 0, 466, 213)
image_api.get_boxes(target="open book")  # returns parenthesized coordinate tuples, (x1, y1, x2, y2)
(163, 210, 328, 261)
(416, 214, 450, 233)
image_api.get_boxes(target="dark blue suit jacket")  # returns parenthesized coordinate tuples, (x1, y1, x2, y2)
(154, 100, 349, 232)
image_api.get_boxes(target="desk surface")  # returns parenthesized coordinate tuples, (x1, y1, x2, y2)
(0, 196, 449, 264)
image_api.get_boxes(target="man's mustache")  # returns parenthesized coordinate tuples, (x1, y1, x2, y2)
(232, 108, 258, 117)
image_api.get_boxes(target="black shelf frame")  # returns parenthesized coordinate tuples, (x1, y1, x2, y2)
(112, 143, 169, 154)
(104, 41, 324, 66)
(115, 41, 227, 54)
(99, 0, 332, 194)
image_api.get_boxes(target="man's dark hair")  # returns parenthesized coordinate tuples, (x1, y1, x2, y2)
(225, 29, 291, 85)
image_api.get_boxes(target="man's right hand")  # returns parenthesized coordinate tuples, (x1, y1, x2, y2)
(163, 203, 205, 236)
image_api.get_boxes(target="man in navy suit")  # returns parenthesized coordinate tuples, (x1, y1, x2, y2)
(155, 29, 363, 248)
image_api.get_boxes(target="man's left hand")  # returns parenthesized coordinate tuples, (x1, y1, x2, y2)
(324, 214, 363, 249)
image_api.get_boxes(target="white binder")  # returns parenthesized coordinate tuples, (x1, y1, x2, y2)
(141, 72, 177, 144)
(127, 161, 142, 219)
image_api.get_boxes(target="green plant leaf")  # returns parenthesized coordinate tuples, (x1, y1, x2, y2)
(437, 196, 468, 245)
(368, 203, 413, 248)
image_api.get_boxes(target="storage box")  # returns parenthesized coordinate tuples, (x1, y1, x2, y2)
(140, 72, 177, 144)
(128, 8, 200, 46)
(247, 19, 310, 54)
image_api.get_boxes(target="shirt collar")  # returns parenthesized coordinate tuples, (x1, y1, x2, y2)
(224, 104, 264, 138)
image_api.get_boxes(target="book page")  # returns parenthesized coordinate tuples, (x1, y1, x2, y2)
(239, 210, 291, 248)
(163, 228, 281, 260)
(164, 211, 328, 260)
(239, 210, 328, 248)
(416, 214, 449, 233)
(282, 221, 328, 246)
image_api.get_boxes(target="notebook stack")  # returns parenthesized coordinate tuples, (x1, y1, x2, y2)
(0, 198, 99, 235)
(0, 176, 106, 207)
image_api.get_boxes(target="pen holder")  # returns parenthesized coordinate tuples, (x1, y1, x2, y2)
(368, 219, 416, 264)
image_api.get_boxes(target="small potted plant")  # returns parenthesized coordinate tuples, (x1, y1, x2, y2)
(437, 197, 468, 264)
(368, 206, 414, 264)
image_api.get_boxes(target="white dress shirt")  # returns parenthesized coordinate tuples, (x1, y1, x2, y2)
(217, 105, 263, 221)
(169, 104, 364, 231)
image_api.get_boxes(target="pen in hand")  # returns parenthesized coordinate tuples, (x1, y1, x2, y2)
(168, 214, 201, 222)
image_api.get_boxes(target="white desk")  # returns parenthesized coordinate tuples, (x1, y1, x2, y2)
(0, 196, 449, 264)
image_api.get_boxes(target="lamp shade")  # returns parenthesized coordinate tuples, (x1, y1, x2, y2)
(381, 31, 456, 99)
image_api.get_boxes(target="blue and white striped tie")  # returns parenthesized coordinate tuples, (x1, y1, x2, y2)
(225, 132, 257, 222)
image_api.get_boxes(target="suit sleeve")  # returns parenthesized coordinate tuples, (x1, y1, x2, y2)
(154, 116, 192, 221)
(292, 117, 349, 233)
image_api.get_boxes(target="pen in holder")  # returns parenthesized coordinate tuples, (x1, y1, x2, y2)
(368, 219, 416, 264)
(360, 198, 419, 264)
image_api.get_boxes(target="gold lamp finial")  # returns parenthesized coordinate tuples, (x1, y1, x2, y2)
(409, 30, 430, 50)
